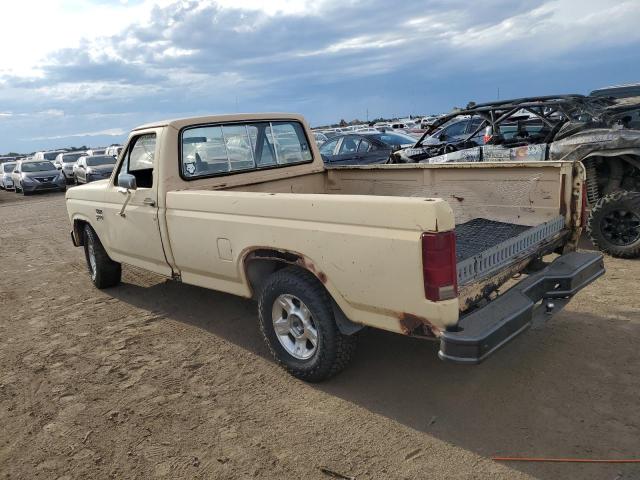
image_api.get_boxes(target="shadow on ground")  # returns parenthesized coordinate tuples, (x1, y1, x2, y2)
(109, 262, 640, 480)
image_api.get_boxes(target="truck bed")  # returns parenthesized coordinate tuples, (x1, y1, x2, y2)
(455, 216, 566, 286)
(455, 219, 531, 261)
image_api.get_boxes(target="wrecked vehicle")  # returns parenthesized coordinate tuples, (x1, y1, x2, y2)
(394, 95, 640, 258)
(66, 113, 604, 381)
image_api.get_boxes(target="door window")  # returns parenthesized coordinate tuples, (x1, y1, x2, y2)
(443, 121, 467, 138)
(319, 138, 338, 156)
(338, 137, 358, 155)
(120, 134, 156, 188)
(357, 139, 372, 152)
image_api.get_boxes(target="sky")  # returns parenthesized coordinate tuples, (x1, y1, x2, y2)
(1, 0, 640, 153)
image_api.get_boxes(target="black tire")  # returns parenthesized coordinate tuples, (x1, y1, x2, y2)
(83, 225, 122, 288)
(21, 184, 31, 196)
(258, 266, 357, 382)
(587, 191, 640, 258)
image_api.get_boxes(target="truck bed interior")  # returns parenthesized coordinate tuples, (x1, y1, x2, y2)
(223, 162, 575, 288)
(454, 218, 531, 262)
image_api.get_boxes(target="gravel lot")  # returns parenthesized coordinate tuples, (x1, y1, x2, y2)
(1, 189, 639, 480)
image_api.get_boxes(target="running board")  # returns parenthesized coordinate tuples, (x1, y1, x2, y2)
(457, 216, 566, 286)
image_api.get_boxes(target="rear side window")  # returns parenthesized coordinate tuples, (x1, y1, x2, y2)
(181, 120, 313, 179)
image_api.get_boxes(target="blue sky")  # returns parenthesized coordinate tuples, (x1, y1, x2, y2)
(1, 0, 640, 153)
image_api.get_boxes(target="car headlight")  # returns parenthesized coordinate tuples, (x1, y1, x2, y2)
(86, 168, 95, 175)
(22, 176, 35, 184)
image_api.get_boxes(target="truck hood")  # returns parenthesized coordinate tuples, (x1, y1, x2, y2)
(65, 179, 109, 201)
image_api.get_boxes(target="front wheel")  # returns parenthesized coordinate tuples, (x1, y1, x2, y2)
(83, 225, 122, 288)
(587, 191, 640, 258)
(258, 267, 357, 382)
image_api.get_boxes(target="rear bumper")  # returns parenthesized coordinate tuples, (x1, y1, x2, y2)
(439, 251, 605, 364)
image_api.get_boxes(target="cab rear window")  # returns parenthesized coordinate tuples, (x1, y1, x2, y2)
(180, 120, 313, 179)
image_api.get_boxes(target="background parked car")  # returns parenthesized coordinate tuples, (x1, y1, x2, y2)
(85, 148, 106, 156)
(311, 132, 328, 146)
(11, 160, 66, 195)
(104, 145, 124, 157)
(55, 152, 86, 183)
(33, 150, 66, 163)
(421, 116, 485, 147)
(73, 155, 117, 184)
(0, 161, 17, 190)
(319, 131, 417, 165)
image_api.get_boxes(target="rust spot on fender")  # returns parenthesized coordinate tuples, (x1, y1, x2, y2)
(398, 312, 440, 338)
(243, 247, 328, 288)
(296, 257, 328, 284)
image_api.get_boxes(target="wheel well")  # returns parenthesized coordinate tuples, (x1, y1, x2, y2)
(583, 154, 640, 203)
(244, 249, 305, 299)
(244, 249, 363, 335)
(72, 219, 89, 246)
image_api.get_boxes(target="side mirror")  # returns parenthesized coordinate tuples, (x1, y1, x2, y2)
(438, 133, 447, 142)
(117, 173, 137, 190)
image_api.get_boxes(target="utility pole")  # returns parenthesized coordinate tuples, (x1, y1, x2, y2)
(497, 87, 500, 100)
(366, 108, 369, 122)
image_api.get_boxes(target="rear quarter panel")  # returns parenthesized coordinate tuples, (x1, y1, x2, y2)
(165, 190, 459, 334)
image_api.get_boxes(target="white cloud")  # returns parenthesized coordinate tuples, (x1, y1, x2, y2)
(29, 128, 127, 141)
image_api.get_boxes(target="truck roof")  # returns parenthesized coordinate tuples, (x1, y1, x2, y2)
(132, 112, 309, 132)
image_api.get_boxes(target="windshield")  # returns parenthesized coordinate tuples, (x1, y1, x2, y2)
(44, 152, 61, 160)
(87, 156, 116, 166)
(3, 163, 16, 173)
(369, 132, 416, 145)
(62, 153, 83, 163)
(22, 161, 55, 172)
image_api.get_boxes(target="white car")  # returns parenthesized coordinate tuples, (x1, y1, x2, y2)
(33, 150, 66, 164)
(104, 145, 124, 158)
(85, 148, 106, 156)
(0, 161, 17, 190)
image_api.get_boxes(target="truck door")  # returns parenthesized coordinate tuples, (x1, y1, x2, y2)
(100, 131, 172, 276)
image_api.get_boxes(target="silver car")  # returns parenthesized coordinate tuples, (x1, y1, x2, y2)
(73, 155, 116, 184)
(55, 152, 86, 184)
(12, 160, 66, 195)
(0, 161, 17, 190)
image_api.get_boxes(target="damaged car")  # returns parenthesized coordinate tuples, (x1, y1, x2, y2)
(393, 94, 640, 258)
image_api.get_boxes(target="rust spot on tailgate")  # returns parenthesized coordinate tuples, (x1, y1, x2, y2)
(398, 313, 440, 338)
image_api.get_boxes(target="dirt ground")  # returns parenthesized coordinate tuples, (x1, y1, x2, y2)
(0, 189, 638, 480)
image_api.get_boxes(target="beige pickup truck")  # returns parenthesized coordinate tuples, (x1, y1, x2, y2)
(66, 113, 605, 381)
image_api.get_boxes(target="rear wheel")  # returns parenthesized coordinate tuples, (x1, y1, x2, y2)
(83, 225, 121, 288)
(587, 191, 640, 258)
(258, 267, 357, 382)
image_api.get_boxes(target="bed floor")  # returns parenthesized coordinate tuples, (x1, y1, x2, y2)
(455, 218, 532, 262)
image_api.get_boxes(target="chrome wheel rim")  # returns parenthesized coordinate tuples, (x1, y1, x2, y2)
(271, 294, 318, 360)
(87, 238, 97, 279)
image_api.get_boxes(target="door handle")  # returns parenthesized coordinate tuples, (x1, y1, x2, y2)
(143, 198, 156, 207)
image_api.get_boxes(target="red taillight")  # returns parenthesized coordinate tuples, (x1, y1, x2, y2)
(483, 134, 492, 144)
(421, 231, 458, 301)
